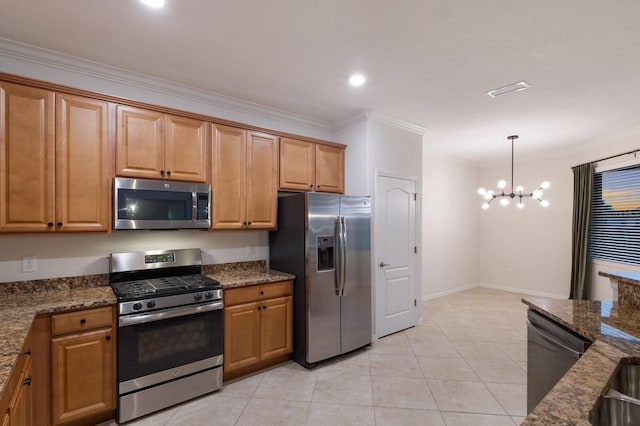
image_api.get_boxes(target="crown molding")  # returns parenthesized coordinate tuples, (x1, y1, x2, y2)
(366, 110, 429, 135)
(331, 112, 369, 132)
(331, 109, 429, 135)
(0, 37, 331, 134)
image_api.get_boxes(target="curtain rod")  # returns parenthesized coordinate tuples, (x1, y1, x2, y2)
(579, 148, 640, 167)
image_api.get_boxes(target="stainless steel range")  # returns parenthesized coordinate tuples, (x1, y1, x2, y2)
(109, 248, 223, 423)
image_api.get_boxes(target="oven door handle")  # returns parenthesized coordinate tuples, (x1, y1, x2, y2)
(119, 300, 223, 327)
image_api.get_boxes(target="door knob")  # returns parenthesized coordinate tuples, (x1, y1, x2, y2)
(379, 261, 390, 267)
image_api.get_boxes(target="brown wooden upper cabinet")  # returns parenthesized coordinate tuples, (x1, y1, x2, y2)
(0, 82, 112, 232)
(116, 105, 207, 182)
(279, 137, 344, 193)
(210, 125, 278, 230)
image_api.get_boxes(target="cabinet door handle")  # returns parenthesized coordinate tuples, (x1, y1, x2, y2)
(262, 305, 267, 310)
(257, 306, 261, 311)
(57, 222, 63, 227)
(167, 170, 171, 176)
(80, 319, 86, 324)
(160, 170, 165, 176)
(105, 335, 111, 341)
(247, 221, 252, 225)
(23, 376, 31, 386)
(260, 291, 264, 295)
(309, 184, 313, 188)
(47, 222, 54, 227)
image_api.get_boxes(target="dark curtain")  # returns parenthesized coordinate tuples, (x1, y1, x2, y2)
(569, 163, 594, 299)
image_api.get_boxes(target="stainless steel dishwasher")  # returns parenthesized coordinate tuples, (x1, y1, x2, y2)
(527, 309, 592, 413)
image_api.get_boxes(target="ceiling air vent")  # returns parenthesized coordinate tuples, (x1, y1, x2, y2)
(486, 81, 531, 98)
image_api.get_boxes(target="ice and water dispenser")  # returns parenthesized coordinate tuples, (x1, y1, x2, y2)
(317, 236, 334, 271)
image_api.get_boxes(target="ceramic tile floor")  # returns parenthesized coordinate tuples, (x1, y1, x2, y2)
(106, 287, 528, 425)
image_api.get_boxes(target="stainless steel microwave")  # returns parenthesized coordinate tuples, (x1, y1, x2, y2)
(114, 177, 211, 230)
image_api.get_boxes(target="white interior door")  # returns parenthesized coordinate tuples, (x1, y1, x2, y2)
(376, 175, 417, 338)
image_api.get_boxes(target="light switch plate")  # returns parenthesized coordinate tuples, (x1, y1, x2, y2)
(22, 256, 37, 273)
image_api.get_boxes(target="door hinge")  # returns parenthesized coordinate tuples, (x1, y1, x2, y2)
(413, 193, 417, 201)
(414, 246, 417, 254)
(414, 299, 417, 307)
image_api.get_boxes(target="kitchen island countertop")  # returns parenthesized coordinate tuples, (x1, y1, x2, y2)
(522, 297, 640, 425)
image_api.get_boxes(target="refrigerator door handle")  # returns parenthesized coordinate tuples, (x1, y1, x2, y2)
(334, 217, 341, 296)
(340, 216, 348, 296)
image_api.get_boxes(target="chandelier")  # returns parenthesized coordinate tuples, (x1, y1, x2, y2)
(477, 135, 550, 210)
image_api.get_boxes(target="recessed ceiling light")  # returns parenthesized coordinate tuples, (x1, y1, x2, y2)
(140, 0, 165, 8)
(349, 74, 366, 87)
(486, 81, 531, 98)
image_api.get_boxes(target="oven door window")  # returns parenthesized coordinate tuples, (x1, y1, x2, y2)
(118, 308, 222, 383)
(116, 188, 193, 221)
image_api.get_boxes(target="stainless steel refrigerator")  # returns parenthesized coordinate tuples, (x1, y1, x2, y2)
(269, 192, 372, 367)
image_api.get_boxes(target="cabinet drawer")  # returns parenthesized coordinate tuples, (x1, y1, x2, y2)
(224, 280, 293, 306)
(51, 306, 113, 336)
(261, 281, 292, 299)
(225, 286, 262, 307)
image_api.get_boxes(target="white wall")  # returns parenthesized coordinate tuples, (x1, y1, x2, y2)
(331, 118, 369, 196)
(477, 127, 640, 299)
(478, 155, 572, 298)
(0, 231, 268, 283)
(367, 120, 422, 189)
(422, 151, 480, 300)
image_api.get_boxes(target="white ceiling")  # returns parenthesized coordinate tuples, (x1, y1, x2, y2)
(1, 0, 639, 162)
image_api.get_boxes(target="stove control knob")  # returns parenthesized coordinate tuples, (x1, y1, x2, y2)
(194, 293, 203, 301)
(204, 292, 213, 300)
(132, 302, 143, 311)
(146, 300, 156, 309)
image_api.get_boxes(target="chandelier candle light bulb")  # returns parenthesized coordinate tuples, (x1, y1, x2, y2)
(478, 135, 550, 209)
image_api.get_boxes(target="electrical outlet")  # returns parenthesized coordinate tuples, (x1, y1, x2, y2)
(22, 256, 37, 273)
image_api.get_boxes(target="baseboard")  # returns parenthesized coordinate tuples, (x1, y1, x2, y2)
(477, 283, 567, 299)
(422, 283, 567, 302)
(422, 284, 477, 301)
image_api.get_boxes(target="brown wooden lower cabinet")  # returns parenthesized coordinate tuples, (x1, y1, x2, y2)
(0, 328, 34, 426)
(0, 306, 116, 426)
(8, 356, 32, 426)
(223, 280, 293, 380)
(50, 307, 115, 426)
(6, 357, 32, 426)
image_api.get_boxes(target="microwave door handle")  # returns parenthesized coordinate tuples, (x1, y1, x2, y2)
(192, 191, 198, 222)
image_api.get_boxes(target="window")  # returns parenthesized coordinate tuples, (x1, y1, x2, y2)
(589, 165, 640, 265)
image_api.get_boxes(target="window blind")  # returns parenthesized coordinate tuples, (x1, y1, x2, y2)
(589, 166, 640, 265)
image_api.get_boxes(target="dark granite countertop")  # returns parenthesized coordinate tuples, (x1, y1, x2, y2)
(206, 269, 295, 289)
(202, 260, 295, 289)
(522, 297, 640, 425)
(0, 286, 116, 403)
